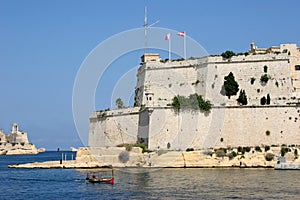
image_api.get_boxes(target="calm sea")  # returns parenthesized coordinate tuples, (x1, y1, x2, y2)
(0, 152, 300, 200)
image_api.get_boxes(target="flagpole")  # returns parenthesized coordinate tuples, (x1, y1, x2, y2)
(169, 34, 171, 61)
(184, 31, 186, 60)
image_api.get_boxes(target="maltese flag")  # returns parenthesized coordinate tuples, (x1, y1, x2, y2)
(165, 33, 170, 40)
(177, 31, 185, 37)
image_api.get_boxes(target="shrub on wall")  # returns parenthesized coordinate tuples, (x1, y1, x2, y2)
(244, 146, 251, 152)
(255, 146, 262, 152)
(260, 74, 270, 83)
(215, 149, 226, 157)
(266, 94, 271, 105)
(264, 145, 270, 151)
(265, 153, 274, 161)
(221, 50, 235, 59)
(281, 147, 289, 156)
(237, 89, 248, 105)
(261, 96, 266, 105)
(228, 151, 237, 160)
(169, 93, 212, 112)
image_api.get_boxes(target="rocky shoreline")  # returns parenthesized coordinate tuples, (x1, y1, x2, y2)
(9, 146, 300, 169)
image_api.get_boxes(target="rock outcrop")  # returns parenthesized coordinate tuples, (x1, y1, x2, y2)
(10, 146, 300, 169)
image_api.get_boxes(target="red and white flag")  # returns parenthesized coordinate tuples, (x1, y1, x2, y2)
(165, 33, 170, 40)
(177, 31, 185, 37)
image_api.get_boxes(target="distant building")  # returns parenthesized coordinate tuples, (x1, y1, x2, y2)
(0, 123, 38, 155)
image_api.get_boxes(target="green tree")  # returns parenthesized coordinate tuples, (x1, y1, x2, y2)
(224, 72, 239, 99)
(266, 94, 271, 105)
(221, 50, 235, 59)
(115, 98, 125, 109)
(237, 89, 248, 105)
(260, 96, 266, 105)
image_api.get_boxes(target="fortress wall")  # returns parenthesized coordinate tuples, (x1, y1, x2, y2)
(89, 47, 300, 150)
(214, 106, 300, 148)
(139, 67, 197, 107)
(146, 106, 300, 150)
(137, 53, 297, 109)
(89, 106, 300, 150)
(198, 55, 294, 106)
(89, 108, 140, 147)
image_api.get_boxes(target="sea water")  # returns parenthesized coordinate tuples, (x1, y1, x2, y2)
(1, 152, 300, 200)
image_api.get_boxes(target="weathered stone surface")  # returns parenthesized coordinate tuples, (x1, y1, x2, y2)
(12, 147, 297, 169)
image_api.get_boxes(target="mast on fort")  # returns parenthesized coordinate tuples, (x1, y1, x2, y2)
(142, 6, 159, 62)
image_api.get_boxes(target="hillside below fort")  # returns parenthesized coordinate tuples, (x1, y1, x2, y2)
(89, 43, 300, 151)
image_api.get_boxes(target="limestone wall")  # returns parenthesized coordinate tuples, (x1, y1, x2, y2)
(144, 106, 300, 150)
(136, 52, 299, 108)
(89, 107, 140, 147)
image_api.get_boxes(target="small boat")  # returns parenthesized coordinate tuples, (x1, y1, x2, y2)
(274, 157, 300, 170)
(86, 169, 114, 184)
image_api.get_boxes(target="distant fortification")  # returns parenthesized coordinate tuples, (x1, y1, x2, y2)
(89, 43, 300, 151)
(0, 123, 39, 155)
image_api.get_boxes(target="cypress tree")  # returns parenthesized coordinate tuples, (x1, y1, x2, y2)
(224, 72, 239, 99)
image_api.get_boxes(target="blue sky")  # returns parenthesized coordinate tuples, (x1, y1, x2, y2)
(0, 0, 299, 150)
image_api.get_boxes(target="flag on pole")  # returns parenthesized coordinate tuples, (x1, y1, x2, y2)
(177, 31, 186, 59)
(165, 33, 170, 40)
(177, 31, 185, 37)
(165, 33, 171, 61)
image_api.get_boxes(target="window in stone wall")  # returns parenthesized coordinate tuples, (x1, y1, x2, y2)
(295, 65, 300, 70)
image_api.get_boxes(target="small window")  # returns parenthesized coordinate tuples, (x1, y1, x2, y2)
(295, 65, 300, 70)
(149, 97, 152, 101)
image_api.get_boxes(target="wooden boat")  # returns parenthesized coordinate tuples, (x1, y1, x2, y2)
(86, 169, 114, 184)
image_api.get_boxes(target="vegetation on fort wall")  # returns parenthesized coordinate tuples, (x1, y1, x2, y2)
(116, 98, 126, 109)
(260, 74, 270, 83)
(265, 153, 275, 161)
(281, 147, 290, 156)
(260, 94, 271, 105)
(224, 72, 239, 99)
(237, 89, 248, 105)
(118, 142, 151, 153)
(221, 50, 235, 59)
(169, 93, 212, 112)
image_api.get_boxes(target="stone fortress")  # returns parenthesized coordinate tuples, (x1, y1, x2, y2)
(0, 123, 40, 155)
(89, 43, 300, 151)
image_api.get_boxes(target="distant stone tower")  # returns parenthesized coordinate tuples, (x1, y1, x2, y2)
(12, 123, 18, 134)
(250, 41, 256, 52)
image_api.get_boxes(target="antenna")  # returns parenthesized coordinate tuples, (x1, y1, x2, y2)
(143, 6, 159, 55)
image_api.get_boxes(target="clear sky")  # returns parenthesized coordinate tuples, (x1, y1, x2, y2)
(0, 0, 299, 150)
